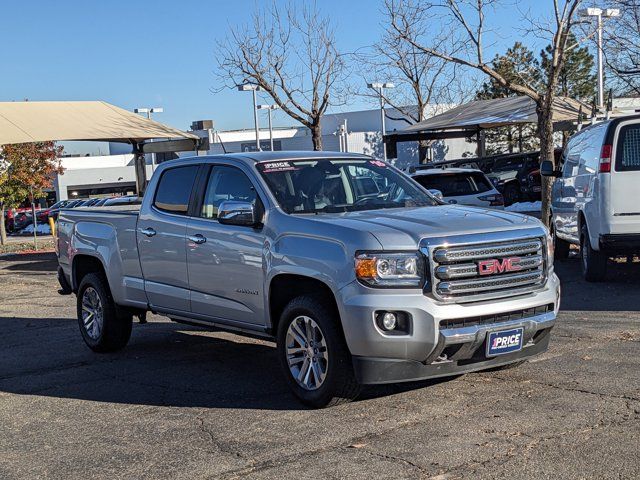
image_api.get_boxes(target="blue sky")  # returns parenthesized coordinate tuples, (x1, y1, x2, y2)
(0, 0, 552, 132)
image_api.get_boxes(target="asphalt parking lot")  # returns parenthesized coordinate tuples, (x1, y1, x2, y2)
(0, 252, 638, 479)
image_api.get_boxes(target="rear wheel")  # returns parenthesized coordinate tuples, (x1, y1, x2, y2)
(77, 273, 132, 352)
(580, 223, 607, 282)
(277, 295, 360, 408)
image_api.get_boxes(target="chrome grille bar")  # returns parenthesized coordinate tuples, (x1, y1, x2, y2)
(422, 230, 548, 304)
(433, 239, 542, 263)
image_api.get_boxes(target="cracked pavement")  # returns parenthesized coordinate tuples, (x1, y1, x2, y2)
(0, 253, 638, 479)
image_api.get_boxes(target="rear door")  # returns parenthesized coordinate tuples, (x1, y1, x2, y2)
(186, 164, 266, 326)
(137, 164, 200, 312)
(611, 120, 640, 216)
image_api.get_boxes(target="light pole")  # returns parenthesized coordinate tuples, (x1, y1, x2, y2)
(367, 82, 395, 160)
(134, 107, 164, 173)
(257, 104, 280, 151)
(238, 84, 264, 151)
(580, 8, 621, 111)
(134, 107, 163, 120)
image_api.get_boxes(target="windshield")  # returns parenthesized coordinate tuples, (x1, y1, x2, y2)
(413, 172, 492, 196)
(257, 159, 438, 214)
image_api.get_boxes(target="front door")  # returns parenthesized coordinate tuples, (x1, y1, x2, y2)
(138, 164, 200, 312)
(186, 165, 266, 326)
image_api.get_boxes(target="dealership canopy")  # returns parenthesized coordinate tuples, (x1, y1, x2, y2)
(384, 96, 588, 157)
(0, 101, 198, 144)
(0, 101, 200, 194)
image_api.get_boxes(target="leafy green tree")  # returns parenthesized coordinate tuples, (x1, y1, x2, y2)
(0, 142, 63, 244)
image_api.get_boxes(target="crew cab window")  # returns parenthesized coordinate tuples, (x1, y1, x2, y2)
(153, 165, 199, 215)
(200, 166, 257, 219)
(616, 124, 640, 171)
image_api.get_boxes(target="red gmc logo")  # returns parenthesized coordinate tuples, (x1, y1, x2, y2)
(478, 257, 522, 276)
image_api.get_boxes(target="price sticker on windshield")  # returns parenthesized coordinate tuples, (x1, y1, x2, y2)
(258, 161, 298, 173)
(368, 160, 387, 168)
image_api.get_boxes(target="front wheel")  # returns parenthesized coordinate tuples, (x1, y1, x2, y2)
(277, 295, 361, 408)
(77, 273, 133, 352)
(581, 223, 607, 282)
(550, 221, 570, 260)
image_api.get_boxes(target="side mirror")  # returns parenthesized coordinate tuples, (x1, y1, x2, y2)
(218, 201, 258, 227)
(428, 189, 444, 201)
(540, 160, 560, 178)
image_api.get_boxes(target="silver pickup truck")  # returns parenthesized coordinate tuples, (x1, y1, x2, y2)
(56, 152, 560, 408)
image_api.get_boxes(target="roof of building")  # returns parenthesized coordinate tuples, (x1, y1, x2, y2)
(0, 101, 198, 145)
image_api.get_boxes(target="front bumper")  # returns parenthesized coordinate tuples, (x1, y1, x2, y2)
(600, 233, 640, 252)
(353, 314, 553, 384)
(337, 273, 560, 384)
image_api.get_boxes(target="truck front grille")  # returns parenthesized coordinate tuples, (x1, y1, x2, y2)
(423, 234, 548, 303)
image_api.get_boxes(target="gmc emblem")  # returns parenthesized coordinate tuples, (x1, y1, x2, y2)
(478, 257, 522, 275)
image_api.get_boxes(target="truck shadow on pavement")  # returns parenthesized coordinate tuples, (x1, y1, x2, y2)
(0, 315, 453, 411)
(554, 257, 640, 312)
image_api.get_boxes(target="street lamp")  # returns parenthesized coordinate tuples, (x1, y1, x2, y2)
(580, 7, 621, 111)
(238, 84, 264, 151)
(367, 82, 395, 160)
(257, 104, 280, 151)
(134, 107, 164, 120)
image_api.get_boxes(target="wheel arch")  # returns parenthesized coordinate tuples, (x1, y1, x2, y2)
(268, 273, 340, 335)
(72, 254, 108, 293)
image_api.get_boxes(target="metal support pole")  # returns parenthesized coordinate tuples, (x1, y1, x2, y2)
(379, 86, 387, 161)
(133, 143, 147, 197)
(343, 119, 349, 153)
(252, 89, 261, 151)
(596, 13, 605, 110)
(267, 108, 274, 151)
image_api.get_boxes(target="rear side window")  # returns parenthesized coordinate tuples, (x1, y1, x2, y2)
(413, 172, 492, 196)
(153, 165, 199, 215)
(616, 124, 640, 171)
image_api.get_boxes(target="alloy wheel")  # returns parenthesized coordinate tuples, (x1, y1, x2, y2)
(81, 286, 104, 340)
(285, 315, 328, 391)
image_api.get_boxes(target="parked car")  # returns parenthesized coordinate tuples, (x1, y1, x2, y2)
(484, 155, 540, 205)
(411, 168, 504, 208)
(57, 152, 559, 408)
(93, 197, 114, 206)
(542, 114, 640, 282)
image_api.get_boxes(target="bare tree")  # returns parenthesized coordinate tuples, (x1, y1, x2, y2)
(359, 18, 473, 161)
(387, 0, 584, 225)
(603, 0, 640, 95)
(215, 2, 347, 151)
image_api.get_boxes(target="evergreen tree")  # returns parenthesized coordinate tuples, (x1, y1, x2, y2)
(541, 32, 597, 103)
(475, 43, 541, 154)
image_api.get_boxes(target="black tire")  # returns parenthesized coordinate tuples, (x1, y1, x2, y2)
(580, 223, 607, 282)
(277, 295, 361, 408)
(550, 221, 570, 260)
(77, 273, 133, 352)
(502, 183, 521, 206)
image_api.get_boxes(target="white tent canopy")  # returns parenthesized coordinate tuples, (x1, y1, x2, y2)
(401, 96, 587, 133)
(0, 101, 198, 145)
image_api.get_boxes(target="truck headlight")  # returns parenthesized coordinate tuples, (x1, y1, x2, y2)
(355, 252, 425, 288)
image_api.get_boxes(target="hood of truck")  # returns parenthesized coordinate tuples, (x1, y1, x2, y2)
(306, 205, 542, 249)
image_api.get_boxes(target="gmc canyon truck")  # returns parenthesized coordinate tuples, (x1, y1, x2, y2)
(56, 152, 560, 408)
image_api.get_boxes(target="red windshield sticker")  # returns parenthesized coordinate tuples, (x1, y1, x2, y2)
(259, 161, 298, 173)
(369, 160, 387, 168)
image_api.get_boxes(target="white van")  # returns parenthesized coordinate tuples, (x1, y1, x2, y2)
(542, 115, 640, 281)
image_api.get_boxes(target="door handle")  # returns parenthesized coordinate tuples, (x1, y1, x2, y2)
(188, 234, 206, 245)
(140, 227, 156, 237)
